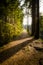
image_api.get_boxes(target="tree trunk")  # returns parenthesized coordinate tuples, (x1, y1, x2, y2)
(31, 0, 36, 36)
(34, 0, 39, 39)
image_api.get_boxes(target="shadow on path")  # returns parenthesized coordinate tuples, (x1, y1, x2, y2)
(0, 38, 34, 63)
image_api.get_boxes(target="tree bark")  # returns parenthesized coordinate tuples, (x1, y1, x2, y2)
(31, 0, 36, 36)
(34, 0, 39, 39)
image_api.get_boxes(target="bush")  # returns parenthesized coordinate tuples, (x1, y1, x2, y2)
(0, 20, 15, 46)
(0, 20, 23, 46)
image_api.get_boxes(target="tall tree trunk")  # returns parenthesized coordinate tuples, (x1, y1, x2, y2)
(31, 0, 36, 36)
(34, 0, 39, 39)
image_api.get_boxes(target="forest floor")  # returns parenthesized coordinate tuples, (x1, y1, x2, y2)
(0, 29, 43, 65)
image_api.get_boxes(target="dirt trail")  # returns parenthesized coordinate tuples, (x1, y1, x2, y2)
(0, 30, 43, 65)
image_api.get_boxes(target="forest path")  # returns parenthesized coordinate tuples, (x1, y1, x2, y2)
(18, 29, 29, 39)
(0, 30, 43, 65)
(0, 37, 33, 64)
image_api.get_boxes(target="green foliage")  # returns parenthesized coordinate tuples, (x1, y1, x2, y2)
(40, 16, 43, 38)
(0, 19, 23, 46)
(0, 0, 23, 46)
(0, 20, 15, 44)
(14, 20, 23, 36)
